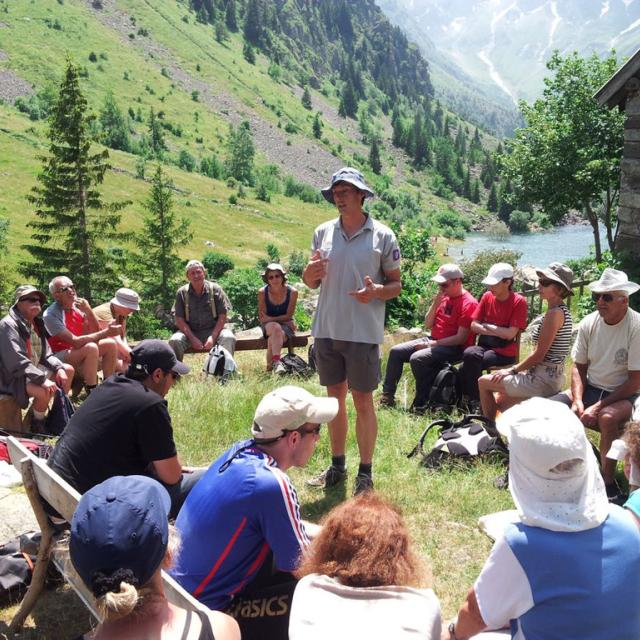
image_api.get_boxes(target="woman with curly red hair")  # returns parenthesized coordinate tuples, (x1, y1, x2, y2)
(289, 492, 441, 639)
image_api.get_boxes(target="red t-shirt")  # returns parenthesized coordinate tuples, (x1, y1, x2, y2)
(472, 291, 528, 357)
(47, 308, 85, 353)
(431, 289, 478, 347)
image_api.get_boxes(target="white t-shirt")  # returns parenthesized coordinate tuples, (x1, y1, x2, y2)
(289, 573, 441, 640)
(571, 308, 640, 391)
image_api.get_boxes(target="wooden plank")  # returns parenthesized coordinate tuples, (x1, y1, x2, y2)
(594, 47, 640, 109)
(162, 571, 211, 613)
(235, 332, 310, 352)
(0, 395, 24, 431)
(51, 548, 101, 622)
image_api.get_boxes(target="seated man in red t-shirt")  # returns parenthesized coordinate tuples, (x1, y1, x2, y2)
(380, 264, 478, 411)
(43, 276, 122, 393)
(459, 263, 528, 407)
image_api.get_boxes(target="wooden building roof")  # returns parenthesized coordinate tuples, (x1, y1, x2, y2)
(595, 47, 640, 110)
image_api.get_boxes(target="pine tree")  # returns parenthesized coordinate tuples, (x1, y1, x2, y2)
(369, 138, 382, 174)
(301, 86, 312, 110)
(148, 107, 165, 158)
(214, 19, 228, 43)
(22, 59, 128, 302)
(471, 179, 481, 204)
(338, 79, 358, 118)
(136, 165, 192, 312)
(99, 90, 130, 152)
(312, 112, 323, 139)
(225, 0, 238, 31)
(243, 41, 256, 65)
(243, 0, 263, 46)
(463, 169, 471, 199)
(225, 121, 255, 184)
(487, 183, 499, 212)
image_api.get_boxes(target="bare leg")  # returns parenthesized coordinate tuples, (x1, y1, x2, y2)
(26, 383, 52, 413)
(60, 363, 74, 394)
(496, 392, 524, 414)
(265, 322, 285, 361)
(64, 343, 99, 386)
(98, 338, 118, 378)
(478, 374, 505, 421)
(326, 381, 349, 457)
(351, 390, 377, 465)
(598, 401, 632, 484)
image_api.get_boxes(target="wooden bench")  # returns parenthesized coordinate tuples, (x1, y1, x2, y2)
(0, 394, 31, 433)
(234, 331, 310, 352)
(6, 437, 211, 634)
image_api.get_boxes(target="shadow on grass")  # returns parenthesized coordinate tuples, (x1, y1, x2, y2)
(300, 483, 347, 522)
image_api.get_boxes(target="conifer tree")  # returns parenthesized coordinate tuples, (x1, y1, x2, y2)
(301, 86, 312, 110)
(369, 138, 382, 174)
(136, 165, 192, 312)
(225, 121, 255, 184)
(243, 0, 263, 46)
(99, 90, 131, 152)
(312, 112, 323, 139)
(22, 59, 128, 302)
(487, 183, 499, 212)
(215, 19, 228, 43)
(338, 79, 358, 118)
(148, 107, 165, 158)
(243, 41, 256, 64)
(225, 0, 238, 31)
(471, 178, 481, 203)
(463, 169, 471, 199)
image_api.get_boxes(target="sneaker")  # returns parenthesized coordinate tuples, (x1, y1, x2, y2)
(378, 392, 395, 408)
(354, 474, 374, 495)
(306, 465, 347, 488)
(273, 361, 287, 376)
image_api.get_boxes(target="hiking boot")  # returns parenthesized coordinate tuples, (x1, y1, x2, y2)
(306, 465, 347, 488)
(273, 361, 287, 376)
(378, 392, 395, 408)
(409, 403, 427, 416)
(354, 474, 374, 495)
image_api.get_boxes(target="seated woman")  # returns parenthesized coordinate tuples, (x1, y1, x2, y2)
(258, 263, 298, 374)
(445, 398, 640, 640)
(478, 262, 573, 420)
(289, 492, 441, 640)
(69, 475, 239, 640)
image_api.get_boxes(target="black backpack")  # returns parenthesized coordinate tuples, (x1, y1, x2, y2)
(427, 362, 460, 411)
(408, 414, 508, 470)
(280, 353, 313, 378)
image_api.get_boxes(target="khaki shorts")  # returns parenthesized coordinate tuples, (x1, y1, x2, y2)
(314, 338, 380, 392)
(502, 362, 565, 399)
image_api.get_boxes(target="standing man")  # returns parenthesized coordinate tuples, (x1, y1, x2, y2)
(44, 275, 121, 394)
(169, 260, 236, 361)
(459, 262, 528, 408)
(552, 268, 640, 502)
(380, 264, 477, 411)
(92, 287, 140, 369)
(302, 167, 401, 494)
(0, 285, 74, 430)
(48, 339, 199, 517)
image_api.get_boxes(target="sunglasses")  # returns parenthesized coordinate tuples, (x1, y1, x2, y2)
(20, 296, 42, 303)
(539, 279, 555, 287)
(267, 274, 282, 280)
(298, 425, 321, 437)
(591, 293, 617, 303)
(57, 285, 76, 293)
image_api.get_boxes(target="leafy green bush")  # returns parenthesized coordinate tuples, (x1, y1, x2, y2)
(178, 150, 196, 172)
(293, 304, 311, 331)
(283, 176, 322, 203)
(200, 154, 224, 179)
(460, 249, 522, 300)
(202, 251, 235, 279)
(508, 210, 530, 233)
(287, 249, 306, 277)
(220, 268, 262, 329)
(126, 309, 172, 340)
(434, 209, 471, 239)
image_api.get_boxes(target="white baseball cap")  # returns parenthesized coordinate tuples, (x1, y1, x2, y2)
(252, 386, 339, 441)
(482, 263, 514, 285)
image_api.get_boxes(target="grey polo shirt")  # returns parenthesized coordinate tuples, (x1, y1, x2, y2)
(311, 215, 401, 344)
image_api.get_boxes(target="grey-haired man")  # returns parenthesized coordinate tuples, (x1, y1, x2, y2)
(169, 260, 236, 361)
(302, 167, 401, 495)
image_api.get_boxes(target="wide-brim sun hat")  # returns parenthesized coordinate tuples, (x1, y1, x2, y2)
(535, 262, 574, 296)
(321, 167, 375, 204)
(497, 398, 609, 533)
(587, 267, 640, 296)
(261, 263, 287, 284)
(14, 285, 46, 305)
(252, 385, 339, 440)
(110, 287, 140, 311)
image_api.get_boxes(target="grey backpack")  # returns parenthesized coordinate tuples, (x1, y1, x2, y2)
(203, 345, 237, 381)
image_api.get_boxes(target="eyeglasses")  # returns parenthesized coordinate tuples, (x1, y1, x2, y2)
(20, 296, 42, 303)
(57, 285, 76, 293)
(298, 425, 321, 437)
(539, 279, 555, 287)
(592, 293, 617, 303)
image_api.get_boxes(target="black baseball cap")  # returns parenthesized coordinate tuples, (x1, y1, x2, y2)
(130, 339, 190, 376)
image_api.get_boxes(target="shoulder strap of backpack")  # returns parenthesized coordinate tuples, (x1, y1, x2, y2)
(407, 418, 451, 458)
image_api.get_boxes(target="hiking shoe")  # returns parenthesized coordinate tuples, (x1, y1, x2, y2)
(273, 361, 287, 376)
(409, 403, 427, 416)
(354, 474, 374, 495)
(306, 465, 347, 488)
(378, 392, 396, 408)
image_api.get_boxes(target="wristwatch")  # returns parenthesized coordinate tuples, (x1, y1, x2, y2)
(448, 622, 459, 639)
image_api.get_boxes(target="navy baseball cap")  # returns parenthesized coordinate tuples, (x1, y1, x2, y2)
(130, 339, 190, 376)
(70, 476, 171, 596)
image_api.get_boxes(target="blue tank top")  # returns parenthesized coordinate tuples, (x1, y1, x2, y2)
(504, 506, 640, 639)
(264, 285, 291, 317)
